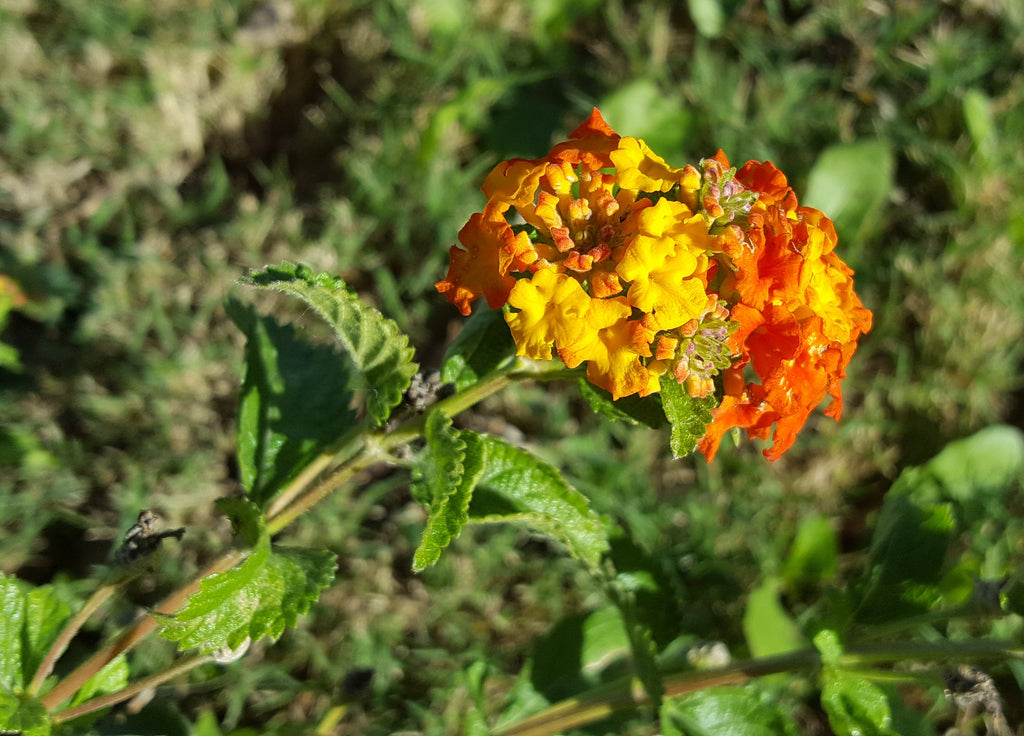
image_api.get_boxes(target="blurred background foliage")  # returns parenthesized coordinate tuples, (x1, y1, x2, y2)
(1, 0, 1022, 733)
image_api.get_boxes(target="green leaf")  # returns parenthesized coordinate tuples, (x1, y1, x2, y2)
(467, 434, 609, 568)
(781, 515, 839, 591)
(820, 671, 896, 736)
(853, 494, 955, 623)
(68, 654, 129, 708)
(659, 374, 716, 458)
(919, 425, 1024, 506)
(963, 88, 997, 162)
(0, 574, 71, 693)
(412, 414, 485, 571)
(440, 306, 516, 391)
(214, 497, 266, 548)
(742, 578, 806, 658)
(530, 607, 630, 699)
(156, 535, 337, 654)
(687, 0, 726, 38)
(803, 141, 894, 255)
(0, 690, 50, 736)
(661, 687, 797, 736)
(240, 262, 419, 426)
(578, 379, 667, 429)
(227, 300, 357, 509)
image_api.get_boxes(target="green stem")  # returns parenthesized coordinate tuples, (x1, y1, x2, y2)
(50, 653, 214, 724)
(27, 582, 120, 696)
(494, 640, 1024, 736)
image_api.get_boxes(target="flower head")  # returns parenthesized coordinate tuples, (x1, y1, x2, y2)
(438, 109, 872, 460)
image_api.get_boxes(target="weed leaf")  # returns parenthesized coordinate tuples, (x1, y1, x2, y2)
(240, 262, 418, 425)
(661, 686, 798, 736)
(0, 574, 70, 693)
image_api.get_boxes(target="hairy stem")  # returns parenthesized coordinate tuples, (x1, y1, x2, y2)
(50, 653, 214, 724)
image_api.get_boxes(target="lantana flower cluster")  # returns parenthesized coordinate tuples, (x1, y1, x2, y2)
(437, 109, 872, 460)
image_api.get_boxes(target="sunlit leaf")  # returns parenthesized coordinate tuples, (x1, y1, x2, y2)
(467, 434, 609, 568)
(0, 574, 70, 693)
(68, 654, 129, 708)
(157, 535, 336, 654)
(578, 379, 667, 429)
(241, 262, 419, 425)
(412, 413, 485, 571)
(227, 300, 357, 509)
(661, 686, 798, 736)
(659, 375, 716, 458)
(214, 497, 266, 548)
(743, 578, 806, 658)
(820, 671, 896, 736)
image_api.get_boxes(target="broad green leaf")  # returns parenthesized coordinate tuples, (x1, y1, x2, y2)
(227, 300, 357, 509)
(578, 379, 667, 429)
(0, 574, 71, 693)
(661, 687, 798, 736)
(467, 434, 609, 568)
(742, 578, 806, 658)
(854, 494, 955, 623)
(240, 262, 418, 426)
(157, 535, 337, 654)
(412, 414, 485, 571)
(919, 425, 1024, 507)
(215, 497, 265, 548)
(659, 375, 716, 458)
(804, 141, 894, 256)
(820, 671, 896, 736)
(441, 306, 516, 391)
(530, 607, 630, 699)
(0, 691, 50, 736)
(782, 515, 839, 591)
(687, 0, 725, 38)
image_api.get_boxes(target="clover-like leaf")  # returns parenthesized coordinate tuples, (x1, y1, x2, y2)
(467, 434, 609, 568)
(227, 300, 357, 509)
(412, 413, 485, 571)
(240, 262, 418, 426)
(659, 374, 716, 458)
(156, 535, 336, 654)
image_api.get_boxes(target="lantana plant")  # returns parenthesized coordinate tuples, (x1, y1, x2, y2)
(3, 110, 1023, 736)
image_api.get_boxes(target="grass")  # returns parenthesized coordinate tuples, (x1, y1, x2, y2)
(1, 0, 1023, 733)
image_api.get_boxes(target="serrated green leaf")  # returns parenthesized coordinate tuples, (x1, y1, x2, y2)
(742, 578, 806, 658)
(157, 538, 337, 654)
(820, 671, 896, 736)
(0, 690, 50, 736)
(578, 379, 667, 429)
(412, 417, 485, 571)
(659, 375, 716, 458)
(661, 687, 798, 736)
(466, 434, 609, 568)
(854, 495, 955, 623)
(441, 306, 516, 391)
(227, 300, 357, 509)
(0, 574, 71, 693)
(215, 497, 266, 548)
(240, 262, 418, 425)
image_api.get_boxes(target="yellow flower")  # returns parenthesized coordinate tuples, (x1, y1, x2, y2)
(505, 269, 593, 361)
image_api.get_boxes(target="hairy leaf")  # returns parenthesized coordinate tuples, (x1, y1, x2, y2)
(661, 687, 798, 736)
(412, 414, 485, 571)
(659, 375, 716, 458)
(578, 379, 667, 429)
(240, 262, 418, 425)
(467, 434, 609, 568)
(441, 306, 516, 391)
(157, 536, 337, 654)
(227, 300, 357, 509)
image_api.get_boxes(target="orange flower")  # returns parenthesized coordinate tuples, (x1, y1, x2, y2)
(438, 110, 871, 461)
